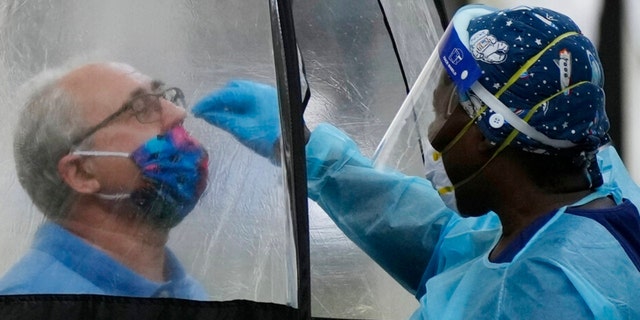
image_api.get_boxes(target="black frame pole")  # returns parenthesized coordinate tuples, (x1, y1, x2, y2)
(268, 0, 311, 319)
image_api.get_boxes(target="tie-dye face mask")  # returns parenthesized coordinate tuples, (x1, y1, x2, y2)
(73, 126, 209, 227)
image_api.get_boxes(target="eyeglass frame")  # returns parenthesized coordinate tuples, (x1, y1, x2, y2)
(70, 86, 185, 148)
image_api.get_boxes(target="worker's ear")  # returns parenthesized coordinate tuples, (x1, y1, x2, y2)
(58, 154, 100, 193)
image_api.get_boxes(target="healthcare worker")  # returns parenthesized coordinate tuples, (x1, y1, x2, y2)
(192, 5, 640, 319)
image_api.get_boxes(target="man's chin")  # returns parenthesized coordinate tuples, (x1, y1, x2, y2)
(146, 202, 193, 229)
(143, 210, 186, 230)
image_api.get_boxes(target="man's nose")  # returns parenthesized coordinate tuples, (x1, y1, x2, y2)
(160, 99, 187, 129)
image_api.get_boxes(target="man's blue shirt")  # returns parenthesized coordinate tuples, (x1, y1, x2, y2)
(0, 221, 208, 300)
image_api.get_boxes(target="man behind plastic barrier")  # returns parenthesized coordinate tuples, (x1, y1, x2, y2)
(0, 62, 209, 299)
(192, 4, 640, 319)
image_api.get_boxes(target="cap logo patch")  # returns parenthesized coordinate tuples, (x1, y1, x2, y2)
(470, 29, 509, 64)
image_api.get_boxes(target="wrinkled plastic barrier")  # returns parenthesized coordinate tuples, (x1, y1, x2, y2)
(0, 0, 296, 306)
(294, 1, 443, 318)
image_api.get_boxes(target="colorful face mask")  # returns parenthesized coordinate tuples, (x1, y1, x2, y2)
(73, 126, 209, 227)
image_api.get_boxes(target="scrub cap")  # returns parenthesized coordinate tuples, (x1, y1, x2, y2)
(459, 6, 609, 156)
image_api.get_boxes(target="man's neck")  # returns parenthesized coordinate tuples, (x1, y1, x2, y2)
(61, 202, 170, 282)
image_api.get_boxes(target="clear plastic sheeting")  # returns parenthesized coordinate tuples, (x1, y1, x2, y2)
(373, 49, 444, 176)
(0, 0, 295, 306)
(294, 1, 443, 318)
(373, 1, 442, 176)
(379, 0, 444, 87)
(374, 0, 445, 176)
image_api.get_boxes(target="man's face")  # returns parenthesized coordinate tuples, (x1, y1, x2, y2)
(60, 62, 189, 198)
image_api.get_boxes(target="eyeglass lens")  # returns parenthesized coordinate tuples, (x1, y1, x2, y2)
(163, 88, 185, 107)
(130, 88, 184, 123)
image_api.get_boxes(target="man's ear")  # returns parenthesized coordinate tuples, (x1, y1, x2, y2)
(58, 154, 100, 193)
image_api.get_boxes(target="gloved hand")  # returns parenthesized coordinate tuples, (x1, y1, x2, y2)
(192, 80, 280, 160)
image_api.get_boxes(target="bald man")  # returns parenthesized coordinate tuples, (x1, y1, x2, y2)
(0, 62, 209, 299)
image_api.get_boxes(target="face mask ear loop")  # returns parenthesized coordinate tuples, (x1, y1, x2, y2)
(434, 105, 486, 196)
(449, 126, 514, 192)
(443, 93, 553, 192)
(439, 105, 487, 155)
(71, 150, 131, 158)
(96, 193, 131, 201)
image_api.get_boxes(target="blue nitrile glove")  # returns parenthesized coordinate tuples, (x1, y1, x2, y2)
(192, 80, 280, 160)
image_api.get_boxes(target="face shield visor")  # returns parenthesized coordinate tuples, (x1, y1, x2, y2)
(371, 7, 493, 208)
(427, 10, 486, 144)
(373, 5, 494, 173)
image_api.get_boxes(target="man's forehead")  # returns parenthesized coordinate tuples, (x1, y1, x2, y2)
(59, 62, 164, 121)
(105, 62, 148, 81)
(62, 62, 163, 98)
(60, 62, 147, 90)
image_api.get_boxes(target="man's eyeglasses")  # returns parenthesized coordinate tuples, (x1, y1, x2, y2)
(71, 87, 185, 147)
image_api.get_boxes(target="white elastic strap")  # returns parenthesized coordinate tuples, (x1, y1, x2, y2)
(72, 150, 131, 158)
(96, 193, 131, 200)
(71, 151, 133, 201)
(470, 82, 577, 149)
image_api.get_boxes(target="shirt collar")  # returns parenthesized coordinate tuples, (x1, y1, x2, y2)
(32, 221, 194, 297)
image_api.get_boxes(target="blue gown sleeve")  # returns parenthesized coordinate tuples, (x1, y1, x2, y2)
(305, 123, 456, 294)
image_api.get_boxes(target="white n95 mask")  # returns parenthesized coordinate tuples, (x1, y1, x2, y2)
(424, 142, 458, 212)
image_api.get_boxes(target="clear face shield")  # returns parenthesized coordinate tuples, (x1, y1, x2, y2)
(372, 7, 492, 211)
(428, 26, 485, 145)
(374, 6, 490, 162)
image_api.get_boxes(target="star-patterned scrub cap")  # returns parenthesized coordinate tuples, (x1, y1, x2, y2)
(461, 5, 609, 156)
